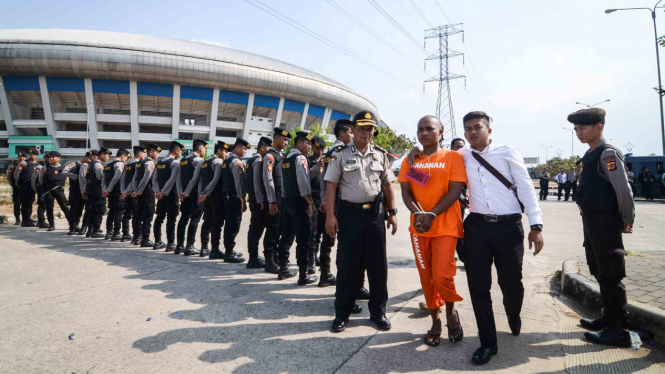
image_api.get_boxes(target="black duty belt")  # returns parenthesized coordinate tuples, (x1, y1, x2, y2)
(340, 200, 377, 211)
(469, 213, 521, 223)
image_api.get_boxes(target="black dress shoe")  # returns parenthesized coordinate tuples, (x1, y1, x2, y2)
(508, 315, 521, 336)
(141, 240, 155, 248)
(247, 257, 266, 269)
(22, 221, 37, 227)
(472, 346, 498, 365)
(90, 231, 105, 238)
(153, 241, 166, 250)
(370, 315, 391, 331)
(318, 273, 336, 287)
(131, 239, 140, 246)
(165, 243, 176, 252)
(111, 234, 122, 241)
(209, 249, 225, 260)
(38, 221, 49, 229)
(224, 252, 246, 263)
(297, 274, 318, 286)
(47, 225, 56, 231)
(584, 327, 631, 347)
(184, 245, 201, 256)
(174, 245, 183, 255)
(199, 248, 210, 257)
(121, 234, 133, 242)
(580, 316, 609, 331)
(352, 304, 362, 314)
(332, 317, 349, 333)
(356, 287, 370, 300)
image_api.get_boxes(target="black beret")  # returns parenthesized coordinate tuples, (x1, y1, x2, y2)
(567, 108, 606, 125)
(17, 152, 25, 158)
(335, 119, 354, 127)
(193, 139, 209, 149)
(215, 141, 231, 152)
(353, 110, 378, 127)
(89, 149, 99, 156)
(116, 149, 130, 157)
(133, 145, 146, 154)
(146, 143, 161, 152)
(170, 141, 185, 151)
(295, 131, 313, 142)
(44, 151, 51, 157)
(234, 137, 251, 149)
(49, 151, 62, 157)
(273, 127, 292, 139)
(258, 136, 273, 148)
(312, 136, 326, 148)
(84, 151, 92, 157)
(28, 149, 40, 155)
(99, 147, 112, 155)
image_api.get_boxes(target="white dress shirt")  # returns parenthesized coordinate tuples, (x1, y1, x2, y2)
(459, 141, 543, 226)
(556, 173, 567, 184)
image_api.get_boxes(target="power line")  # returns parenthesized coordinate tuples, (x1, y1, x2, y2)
(408, 0, 434, 28)
(366, 0, 428, 55)
(244, 0, 424, 93)
(433, 0, 452, 24)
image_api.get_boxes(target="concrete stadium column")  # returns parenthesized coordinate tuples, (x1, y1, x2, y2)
(299, 103, 310, 129)
(129, 81, 140, 146)
(274, 97, 285, 128)
(83, 79, 100, 149)
(321, 108, 332, 130)
(38, 77, 57, 146)
(0, 76, 16, 136)
(242, 93, 254, 139)
(209, 88, 219, 141)
(172, 85, 181, 141)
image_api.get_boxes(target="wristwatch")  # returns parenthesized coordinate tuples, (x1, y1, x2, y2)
(387, 208, 398, 216)
(530, 224, 543, 231)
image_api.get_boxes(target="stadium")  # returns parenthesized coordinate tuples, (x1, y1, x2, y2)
(0, 29, 378, 161)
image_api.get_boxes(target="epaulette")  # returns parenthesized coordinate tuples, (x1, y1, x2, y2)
(332, 144, 346, 152)
(372, 145, 387, 153)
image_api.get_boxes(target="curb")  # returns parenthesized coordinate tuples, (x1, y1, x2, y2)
(561, 259, 665, 342)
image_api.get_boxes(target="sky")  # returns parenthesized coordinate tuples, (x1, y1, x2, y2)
(1, 0, 664, 161)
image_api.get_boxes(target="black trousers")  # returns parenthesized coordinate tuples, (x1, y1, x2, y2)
(277, 197, 312, 267)
(19, 186, 36, 223)
(177, 194, 203, 247)
(122, 196, 134, 236)
(629, 181, 636, 198)
(69, 188, 84, 228)
(581, 209, 628, 328)
(335, 201, 387, 318)
(557, 183, 565, 200)
(82, 195, 92, 230)
(44, 187, 70, 226)
(642, 182, 653, 200)
(36, 188, 46, 223)
(133, 191, 155, 241)
(86, 189, 106, 230)
(263, 197, 283, 259)
(565, 181, 577, 201)
(106, 190, 125, 234)
(154, 192, 179, 244)
(464, 213, 525, 349)
(247, 195, 266, 259)
(202, 197, 224, 249)
(539, 182, 548, 200)
(11, 186, 20, 220)
(310, 193, 328, 267)
(223, 193, 243, 252)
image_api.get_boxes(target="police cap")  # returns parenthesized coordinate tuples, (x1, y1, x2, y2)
(133, 145, 146, 154)
(273, 127, 292, 139)
(567, 108, 606, 125)
(234, 137, 251, 149)
(193, 139, 208, 150)
(17, 152, 25, 158)
(28, 148, 40, 156)
(170, 141, 185, 151)
(49, 151, 62, 158)
(295, 131, 313, 142)
(146, 143, 161, 152)
(116, 149, 130, 157)
(353, 110, 378, 127)
(89, 149, 99, 156)
(99, 147, 112, 155)
(312, 136, 326, 148)
(215, 141, 231, 152)
(43, 151, 50, 157)
(258, 136, 273, 148)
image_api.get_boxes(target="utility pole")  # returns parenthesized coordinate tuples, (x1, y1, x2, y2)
(424, 24, 465, 147)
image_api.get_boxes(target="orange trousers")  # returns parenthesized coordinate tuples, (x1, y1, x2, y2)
(410, 234, 463, 310)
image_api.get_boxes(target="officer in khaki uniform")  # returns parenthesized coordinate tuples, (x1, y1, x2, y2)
(324, 110, 398, 333)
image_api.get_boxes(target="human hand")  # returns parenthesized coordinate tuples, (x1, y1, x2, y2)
(387, 214, 398, 235)
(326, 215, 338, 237)
(102, 190, 109, 198)
(528, 230, 544, 255)
(406, 147, 423, 167)
(260, 202, 265, 210)
(179, 193, 185, 202)
(414, 214, 433, 233)
(308, 204, 315, 217)
(320, 202, 326, 213)
(82, 192, 88, 200)
(269, 203, 278, 216)
(120, 193, 127, 200)
(131, 193, 138, 199)
(623, 224, 633, 234)
(198, 194, 207, 203)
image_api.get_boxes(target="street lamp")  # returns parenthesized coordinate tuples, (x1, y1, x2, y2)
(606, 2, 665, 155)
(575, 99, 611, 108)
(86, 101, 93, 149)
(563, 127, 574, 157)
(541, 144, 552, 163)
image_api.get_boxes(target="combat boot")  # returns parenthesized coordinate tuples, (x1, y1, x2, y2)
(209, 248, 225, 260)
(111, 231, 123, 241)
(265, 255, 280, 274)
(14, 219, 21, 226)
(140, 238, 155, 248)
(174, 244, 184, 255)
(198, 247, 210, 257)
(104, 232, 112, 240)
(153, 241, 166, 250)
(165, 243, 176, 252)
(277, 260, 297, 280)
(85, 226, 93, 238)
(121, 234, 133, 242)
(90, 229, 105, 238)
(47, 225, 56, 232)
(184, 245, 201, 256)
(297, 266, 318, 286)
(21, 221, 37, 227)
(68, 224, 76, 235)
(224, 250, 246, 263)
(318, 267, 336, 287)
(38, 220, 49, 229)
(308, 252, 317, 274)
(77, 225, 87, 236)
(246, 257, 266, 269)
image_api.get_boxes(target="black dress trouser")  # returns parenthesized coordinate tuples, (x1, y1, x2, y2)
(310, 192, 330, 269)
(335, 201, 387, 319)
(202, 197, 224, 250)
(581, 208, 628, 328)
(277, 197, 312, 267)
(539, 182, 548, 200)
(122, 196, 134, 236)
(36, 187, 46, 223)
(11, 186, 20, 221)
(154, 192, 179, 244)
(44, 187, 70, 226)
(223, 193, 243, 252)
(19, 185, 35, 223)
(177, 194, 203, 247)
(464, 213, 525, 349)
(557, 183, 565, 200)
(247, 195, 266, 259)
(133, 190, 155, 241)
(642, 182, 653, 200)
(263, 197, 283, 260)
(106, 190, 125, 234)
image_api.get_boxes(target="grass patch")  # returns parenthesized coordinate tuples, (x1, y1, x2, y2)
(553, 269, 562, 279)
(626, 250, 647, 257)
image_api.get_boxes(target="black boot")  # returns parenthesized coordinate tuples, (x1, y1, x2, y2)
(356, 287, 370, 300)
(265, 255, 280, 274)
(85, 226, 93, 237)
(297, 266, 318, 286)
(21, 220, 37, 227)
(165, 243, 176, 252)
(224, 250, 246, 263)
(121, 234, 133, 242)
(105, 232, 112, 240)
(308, 252, 317, 275)
(77, 225, 88, 236)
(584, 327, 631, 347)
(38, 220, 49, 229)
(277, 260, 297, 280)
(246, 257, 266, 269)
(199, 247, 210, 257)
(68, 225, 76, 235)
(90, 229, 105, 238)
(14, 219, 21, 226)
(140, 239, 155, 248)
(47, 225, 56, 232)
(174, 244, 183, 255)
(318, 269, 336, 287)
(209, 248, 225, 260)
(111, 229, 122, 241)
(184, 245, 200, 256)
(131, 235, 140, 245)
(580, 316, 609, 331)
(153, 241, 166, 250)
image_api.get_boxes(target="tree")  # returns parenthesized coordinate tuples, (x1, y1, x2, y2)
(532, 156, 582, 177)
(284, 124, 331, 154)
(373, 127, 416, 155)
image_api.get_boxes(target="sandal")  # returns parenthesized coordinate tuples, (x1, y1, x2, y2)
(447, 310, 464, 343)
(424, 329, 441, 347)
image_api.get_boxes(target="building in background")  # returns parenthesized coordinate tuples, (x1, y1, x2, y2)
(0, 29, 378, 161)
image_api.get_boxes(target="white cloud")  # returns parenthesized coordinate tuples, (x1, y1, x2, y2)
(190, 39, 231, 48)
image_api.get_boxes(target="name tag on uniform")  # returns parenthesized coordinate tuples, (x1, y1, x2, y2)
(405, 167, 430, 187)
(125, 166, 131, 171)
(104, 166, 110, 170)
(346, 160, 357, 164)
(181, 160, 188, 166)
(136, 164, 141, 168)
(282, 163, 290, 169)
(202, 163, 207, 168)
(157, 164, 166, 169)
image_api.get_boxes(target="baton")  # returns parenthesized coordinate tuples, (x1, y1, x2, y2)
(40, 186, 61, 200)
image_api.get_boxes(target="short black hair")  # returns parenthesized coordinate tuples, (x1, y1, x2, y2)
(169, 143, 182, 153)
(450, 138, 465, 148)
(334, 123, 352, 138)
(295, 136, 310, 145)
(192, 142, 205, 152)
(462, 111, 492, 128)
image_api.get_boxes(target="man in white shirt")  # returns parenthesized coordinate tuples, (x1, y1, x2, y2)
(556, 170, 567, 201)
(410, 111, 545, 364)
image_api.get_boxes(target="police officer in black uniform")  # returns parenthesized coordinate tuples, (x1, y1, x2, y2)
(222, 138, 251, 264)
(85, 147, 110, 238)
(62, 153, 88, 235)
(120, 146, 144, 242)
(131, 143, 159, 247)
(262, 128, 291, 274)
(39, 151, 71, 231)
(8, 153, 25, 225)
(15, 149, 39, 227)
(103, 149, 129, 240)
(569, 108, 636, 346)
(176, 139, 208, 256)
(34, 152, 50, 228)
(539, 168, 551, 201)
(79, 150, 98, 237)
(152, 141, 184, 251)
(325, 110, 398, 333)
(307, 136, 327, 275)
(246, 136, 273, 268)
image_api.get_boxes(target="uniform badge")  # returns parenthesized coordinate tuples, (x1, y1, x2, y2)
(373, 153, 379, 161)
(329, 155, 337, 164)
(604, 156, 617, 171)
(267, 164, 273, 172)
